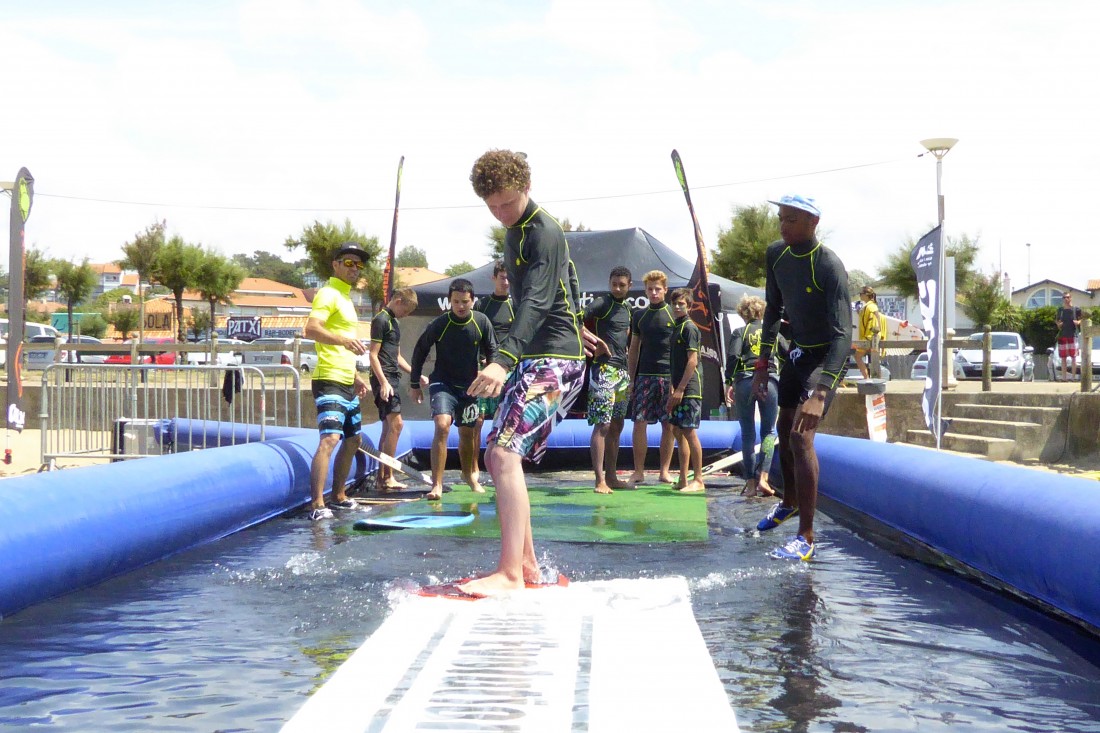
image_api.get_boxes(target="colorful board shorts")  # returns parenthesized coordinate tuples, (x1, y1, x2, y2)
(668, 397, 702, 430)
(777, 344, 837, 414)
(489, 358, 585, 464)
(586, 364, 631, 426)
(629, 374, 672, 424)
(312, 379, 362, 439)
(370, 374, 402, 419)
(429, 382, 481, 428)
(1058, 337, 1078, 360)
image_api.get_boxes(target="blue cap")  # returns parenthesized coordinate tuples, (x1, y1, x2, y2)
(768, 194, 820, 218)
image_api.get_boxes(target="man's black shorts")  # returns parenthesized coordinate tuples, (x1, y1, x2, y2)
(777, 344, 837, 414)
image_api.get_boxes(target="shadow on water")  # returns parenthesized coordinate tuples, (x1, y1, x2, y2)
(1, 472, 1100, 731)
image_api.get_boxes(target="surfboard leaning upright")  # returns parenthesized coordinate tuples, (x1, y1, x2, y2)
(281, 576, 739, 732)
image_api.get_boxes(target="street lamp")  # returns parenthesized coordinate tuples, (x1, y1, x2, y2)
(920, 137, 958, 448)
(1026, 242, 1031, 286)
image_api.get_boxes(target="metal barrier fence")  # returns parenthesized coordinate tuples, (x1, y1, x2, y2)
(39, 363, 302, 469)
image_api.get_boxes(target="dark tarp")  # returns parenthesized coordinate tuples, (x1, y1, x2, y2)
(409, 228, 760, 316)
(397, 228, 762, 421)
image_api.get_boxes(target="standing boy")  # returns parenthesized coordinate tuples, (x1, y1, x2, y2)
(666, 288, 705, 493)
(461, 149, 587, 597)
(627, 270, 677, 485)
(581, 266, 633, 493)
(368, 287, 426, 491)
(753, 195, 851, 561)
(409, 278, 497, 500)
(303, 242, 371, 521)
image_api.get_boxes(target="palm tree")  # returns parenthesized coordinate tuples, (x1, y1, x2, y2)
(53, 258, 98, 348)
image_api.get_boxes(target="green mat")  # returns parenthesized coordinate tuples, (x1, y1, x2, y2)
(353, 481, 708, 544)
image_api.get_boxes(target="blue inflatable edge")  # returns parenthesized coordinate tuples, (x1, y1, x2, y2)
(4, 416, 1099, 639)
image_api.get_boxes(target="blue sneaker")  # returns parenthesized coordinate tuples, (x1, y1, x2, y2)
(770, 535, 816, 561)
(756, 503, 798, 532)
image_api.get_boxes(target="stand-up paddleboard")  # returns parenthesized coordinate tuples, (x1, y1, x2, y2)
(353, 511, 474, 532)
(697, 444, 757, 477)
(281, 577, 739, 732)
(360, 445, 451, 492)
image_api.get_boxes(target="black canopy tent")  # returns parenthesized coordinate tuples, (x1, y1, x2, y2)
(408, 228, 760, 318)
(399, 228, 762, 420)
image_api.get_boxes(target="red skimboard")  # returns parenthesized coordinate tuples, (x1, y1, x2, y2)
(418, 572, 570, 600)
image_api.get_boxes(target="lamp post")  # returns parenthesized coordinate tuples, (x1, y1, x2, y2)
(920, 138, 958, 449)
(1026, 242, 1031, 286)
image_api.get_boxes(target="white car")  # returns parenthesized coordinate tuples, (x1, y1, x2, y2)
(25, 335, 109, 367)
(242, 337, 317, 373)
(1047, 335, 1100, 381)
(910, 351, 967, 380)
(955, 331, 1034, 381)
(185, 338, 247, 366)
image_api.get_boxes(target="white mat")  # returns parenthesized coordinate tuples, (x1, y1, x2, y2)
(282, 576, 738, 732)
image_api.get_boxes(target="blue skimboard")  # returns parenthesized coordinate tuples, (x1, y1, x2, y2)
(353, 511, 474, 532)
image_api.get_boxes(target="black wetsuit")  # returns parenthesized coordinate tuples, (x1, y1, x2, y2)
(410, 311, 497, 390)
(760, 239, 851, 391)
(670, 317, 702, 399)
(581, 293, 631, 370)
(369, 307, 401, 379)
(495, 199, 584, 367)
(631, 302, 676, 377)
(475, 294, 514, 343)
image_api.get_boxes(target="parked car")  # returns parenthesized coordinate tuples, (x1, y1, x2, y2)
(1047, 335, 1100, 381)
(355, 340, 372, 373)
(185, 338, 247, 366)
(242, 337, 317, 373)
(909, 351, 967, 381)
(843, 354, 891, 383)
(955, 332, 1034, 381)
(24, 334, 109, 367)
(105, 337, 177, 365)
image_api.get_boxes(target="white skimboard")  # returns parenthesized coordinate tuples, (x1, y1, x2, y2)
(281, 576, 738, 732)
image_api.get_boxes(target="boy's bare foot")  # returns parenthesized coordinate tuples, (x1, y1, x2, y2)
(756, 478, 776, 497)
(627, 471, 646, 484)
(594, 483, 613, 494)
(459, 572, 525, 597)
(740, 478, 758, 497)
(679, 480, 705, 493)
(607, 475, 632, 490)
(658, 473, 676, 484)
(426, 488, 443, 501)
(464, 475, 486, 493)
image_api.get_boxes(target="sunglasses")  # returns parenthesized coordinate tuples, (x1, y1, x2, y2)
(340, 258, 365, 270)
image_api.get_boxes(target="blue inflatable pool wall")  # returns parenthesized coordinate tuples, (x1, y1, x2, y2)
(2, 418, 1098, 639)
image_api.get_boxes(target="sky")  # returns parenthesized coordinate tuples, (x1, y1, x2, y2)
(2, 0, 1098, 293)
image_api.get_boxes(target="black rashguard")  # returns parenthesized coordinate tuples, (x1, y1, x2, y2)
(581, 293, 631, 370)
(670, 317, 702, 399)
(474, 294, 514, 342)
(631, 302, 676, 377)
(760, 238, 852, 390)
(494, 199, 584, 368)
(410, 310, 497, 390)
(369, 307, 401, 378)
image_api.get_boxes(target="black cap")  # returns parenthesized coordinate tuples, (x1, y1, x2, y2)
(334, 242, 369, 262)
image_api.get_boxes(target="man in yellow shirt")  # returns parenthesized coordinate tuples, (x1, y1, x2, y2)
(303, 242, 370, 521)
